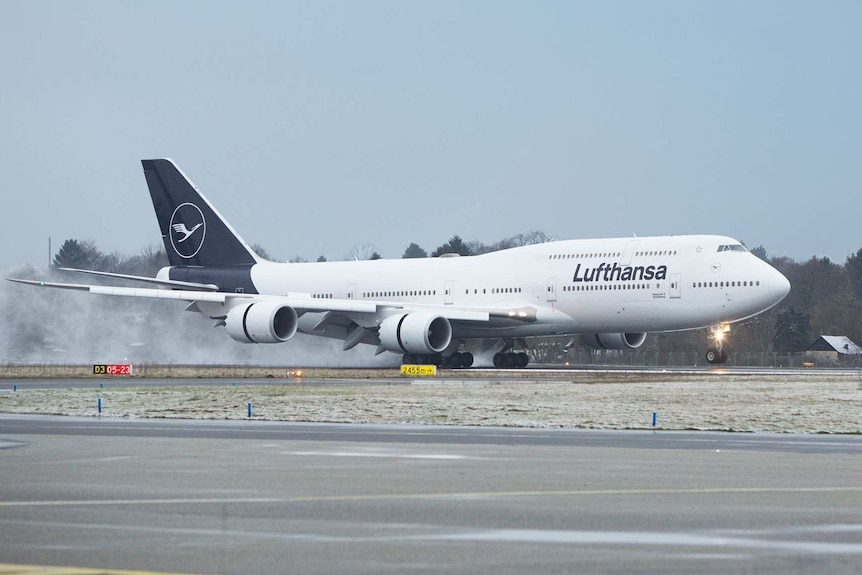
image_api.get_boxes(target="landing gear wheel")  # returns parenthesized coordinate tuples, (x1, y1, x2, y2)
(705, 348, 728, 365)
(442, 352, 474, 369)
(493, 352, 530, 369)
(402, 353, 443, 366)
(705, 348, 718, 364)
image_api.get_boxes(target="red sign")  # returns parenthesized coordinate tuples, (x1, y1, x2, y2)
(93, 364, 132, 375)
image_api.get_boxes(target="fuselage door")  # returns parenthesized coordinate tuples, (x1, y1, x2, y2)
(670, 273, 681, 299)
(444, 280, 454, 305)
(547, 277, 557, 302)
(347, 283, 356, 300)
(621, 241, 639, 266)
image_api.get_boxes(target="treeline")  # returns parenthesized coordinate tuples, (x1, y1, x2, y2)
(768, 248, 862, 351)
(48, 232, 554, 271)
(301, 231, 554, 262)
(404, 231, 555, 258)
(635, 247, 862, 357)
(52, 239, 168, 276)
(45, 237, 862, 355)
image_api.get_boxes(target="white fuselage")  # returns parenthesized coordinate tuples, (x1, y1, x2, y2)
(248, 234, 790, 340)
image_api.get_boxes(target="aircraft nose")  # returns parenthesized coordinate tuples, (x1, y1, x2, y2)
(768, 267, 791, 302)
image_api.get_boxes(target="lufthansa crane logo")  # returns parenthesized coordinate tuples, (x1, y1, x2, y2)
(169, 203, 206, 259)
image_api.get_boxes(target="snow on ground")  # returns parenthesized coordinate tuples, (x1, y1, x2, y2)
(1, 374, 860, 433)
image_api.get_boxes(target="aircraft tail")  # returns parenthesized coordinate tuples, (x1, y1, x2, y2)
(142, 159, 260, 267)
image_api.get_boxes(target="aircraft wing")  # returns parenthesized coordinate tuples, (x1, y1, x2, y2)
(5, 278, 492, 320)
(7, 278, 375, 314)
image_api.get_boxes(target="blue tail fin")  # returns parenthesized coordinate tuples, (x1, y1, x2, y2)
(142, 159, 259, 267)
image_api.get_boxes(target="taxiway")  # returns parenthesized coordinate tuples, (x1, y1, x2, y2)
(1, 415, 861, 575)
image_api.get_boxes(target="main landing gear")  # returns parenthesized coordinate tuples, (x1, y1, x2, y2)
(399, 339, 531, 370)
(705, 324, 730, 365)
(493, 352, 530, 368)
(401, 352, 474, 369)
(492, 339, 530, 368)
(443, 352, 474, 369)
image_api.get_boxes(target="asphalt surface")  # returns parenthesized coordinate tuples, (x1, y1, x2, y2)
(1, 415, 861, 575)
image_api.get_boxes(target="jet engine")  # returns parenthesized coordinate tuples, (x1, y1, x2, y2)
(378, 313, 452, 354)
(579, 332, 648, 350)
(225, 301, 298, 343)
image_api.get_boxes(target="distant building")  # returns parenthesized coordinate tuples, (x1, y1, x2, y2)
(805, 335, 862, 363)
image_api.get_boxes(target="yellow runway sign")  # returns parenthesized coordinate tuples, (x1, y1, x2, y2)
(400, 364, 437, 376)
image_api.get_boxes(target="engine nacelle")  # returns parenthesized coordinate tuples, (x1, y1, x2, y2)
(378, 313, 453, 354)
(225, 301, 298, 343)
(580, 332, 648, 350)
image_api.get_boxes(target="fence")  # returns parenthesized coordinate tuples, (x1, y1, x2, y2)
(537, 348, 862, 369)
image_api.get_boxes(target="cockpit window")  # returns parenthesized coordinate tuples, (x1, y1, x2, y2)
(717, 244, 748, 253)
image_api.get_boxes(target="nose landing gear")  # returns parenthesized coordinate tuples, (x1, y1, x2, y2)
(705, 347, 728, 364)
(705, 324, 730, 364)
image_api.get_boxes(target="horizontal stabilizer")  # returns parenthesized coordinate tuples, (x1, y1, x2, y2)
(7, 278, 229, 303)
(57, 268, 219, 291)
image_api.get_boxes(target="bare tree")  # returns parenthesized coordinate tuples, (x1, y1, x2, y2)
(251, 244, 282, 262)
(345, 243, 378, 261)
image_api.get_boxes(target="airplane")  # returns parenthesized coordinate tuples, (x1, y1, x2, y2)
(8, 159, 791, 368)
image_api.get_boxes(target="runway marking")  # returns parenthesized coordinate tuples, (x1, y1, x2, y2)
(279, 485, 862, 503)
(282, 449, 469, 459)
(2, 486, 861, 508)
(4, 523, 862, 558)
(427, 528, 862, 554)
(0, 497, 282, 508)
(0, 563, 206, 575)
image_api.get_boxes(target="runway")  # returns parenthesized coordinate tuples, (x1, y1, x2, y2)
(1, 415, 861, 574)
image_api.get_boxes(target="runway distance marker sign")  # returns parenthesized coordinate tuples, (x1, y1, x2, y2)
(400, 365, 437, 376)
(93, 364, 133, 376)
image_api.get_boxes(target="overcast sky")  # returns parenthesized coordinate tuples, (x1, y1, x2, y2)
(1, 0, 859, 271)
